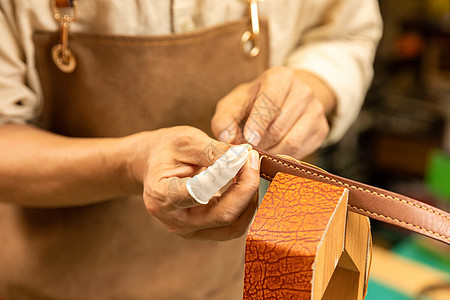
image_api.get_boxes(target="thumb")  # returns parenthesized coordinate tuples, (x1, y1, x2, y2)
(173, 128, 231, 167)
(192, 139, 231, 167)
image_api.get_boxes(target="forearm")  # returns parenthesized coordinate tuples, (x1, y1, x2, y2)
(286, 0, 382, 144)
(0, 124, 144, 207)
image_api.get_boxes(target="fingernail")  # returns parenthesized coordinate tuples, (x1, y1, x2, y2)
(249, 150, 259, 170)
(244, 128, 261, 145)
(218, 129, 236, 143)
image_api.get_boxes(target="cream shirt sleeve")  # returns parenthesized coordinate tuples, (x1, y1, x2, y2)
(286, 0, 383, 144)
(0, 5, 38, 125)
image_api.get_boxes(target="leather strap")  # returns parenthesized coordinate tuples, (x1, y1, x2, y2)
(253, 147, 450, 245)
(54, 0, 74, 8)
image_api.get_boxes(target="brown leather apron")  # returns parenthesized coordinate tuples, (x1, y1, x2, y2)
(0, 17, 268, 300)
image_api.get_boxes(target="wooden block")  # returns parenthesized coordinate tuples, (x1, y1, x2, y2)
(244, 173, 371, 299)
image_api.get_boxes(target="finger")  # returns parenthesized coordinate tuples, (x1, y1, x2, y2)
(170, 129, 230, 167)
(165, 177, 202, 209)
(257, 81, 314, 149)
(266, 101, 329, 159)
(144, 176, 199, 212)
(211, 84, 258, 144)
(183, 192, 259, 240)
(243, 68, 294, 145)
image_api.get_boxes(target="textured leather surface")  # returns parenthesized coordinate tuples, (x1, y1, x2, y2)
(253, 148, 450, 245)
(244, 173, 347, 299)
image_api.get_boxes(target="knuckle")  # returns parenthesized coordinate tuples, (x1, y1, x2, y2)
(267, 123, 285, 143)
(166, 225, 180, 234)
(203, 140, 228, 163)
(264, 66, 293, 79)
(216, 82, 251, 107)
(173, 135, 193, 149)
(218, 210, 239, 226)
(285, 136, 301, 153)
(312, 105, 330, 138)
(172, 125, 195, 135)
(248, 181, 261, 193)
(214, 97, 227, 111)
(303, 86, 315, 100)
(143, 190, 158, 214)
(210, 114, 221, 132)
(294, 83, 314, 103)
(313, 100, 326, 115)
(144, 202, 157, 215)
(228, 225, 248, 240)
(233, 82, 252, 93)
(144, 185, 173, 214)
(172, 128, 207, 149)
(320, 120, 330, 138)
(167, 225, 187, 236)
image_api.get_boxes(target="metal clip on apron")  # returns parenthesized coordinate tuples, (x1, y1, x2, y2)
(51, 0, 78, 73)
(50, 0, 261, 72)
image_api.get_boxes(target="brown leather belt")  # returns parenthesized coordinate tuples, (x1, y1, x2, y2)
(253, 146, 450, 245)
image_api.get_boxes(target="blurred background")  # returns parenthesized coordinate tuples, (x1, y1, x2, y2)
(316, 0, 450, 298)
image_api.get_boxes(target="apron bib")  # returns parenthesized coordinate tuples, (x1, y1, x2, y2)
(0, 17, 269, 300)
(35, 20, 268, 137)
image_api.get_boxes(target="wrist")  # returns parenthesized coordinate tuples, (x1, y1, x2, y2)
(118, 131, 158, 194)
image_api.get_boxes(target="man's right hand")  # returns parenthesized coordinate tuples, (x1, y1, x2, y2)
(128, 126, 260, 241)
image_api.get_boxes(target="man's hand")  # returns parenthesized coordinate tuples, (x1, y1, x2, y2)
(129, 126, 260, 241)
(211, 66, 335, 159)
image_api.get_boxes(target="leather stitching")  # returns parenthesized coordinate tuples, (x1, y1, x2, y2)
(260, 154, 450, 242)
(261, 155, 450, 220)
(261, 171, 450, 241)
(348, 205, 450, 241)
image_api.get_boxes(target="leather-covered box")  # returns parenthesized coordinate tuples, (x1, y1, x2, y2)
(244, 173, 371, 300)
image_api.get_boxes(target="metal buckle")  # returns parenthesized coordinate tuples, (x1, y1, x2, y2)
(51, 0, 78, 73)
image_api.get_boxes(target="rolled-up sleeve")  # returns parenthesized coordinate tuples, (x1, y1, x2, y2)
(0, 5, 38, 126)
(286, 0, 383, 144)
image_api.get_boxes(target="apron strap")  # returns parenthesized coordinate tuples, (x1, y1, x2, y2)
(54, 0, 75, 8)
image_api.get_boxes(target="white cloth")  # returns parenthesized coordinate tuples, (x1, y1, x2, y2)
(187, 144, 250, 204)
(0, 0, 382, 143)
